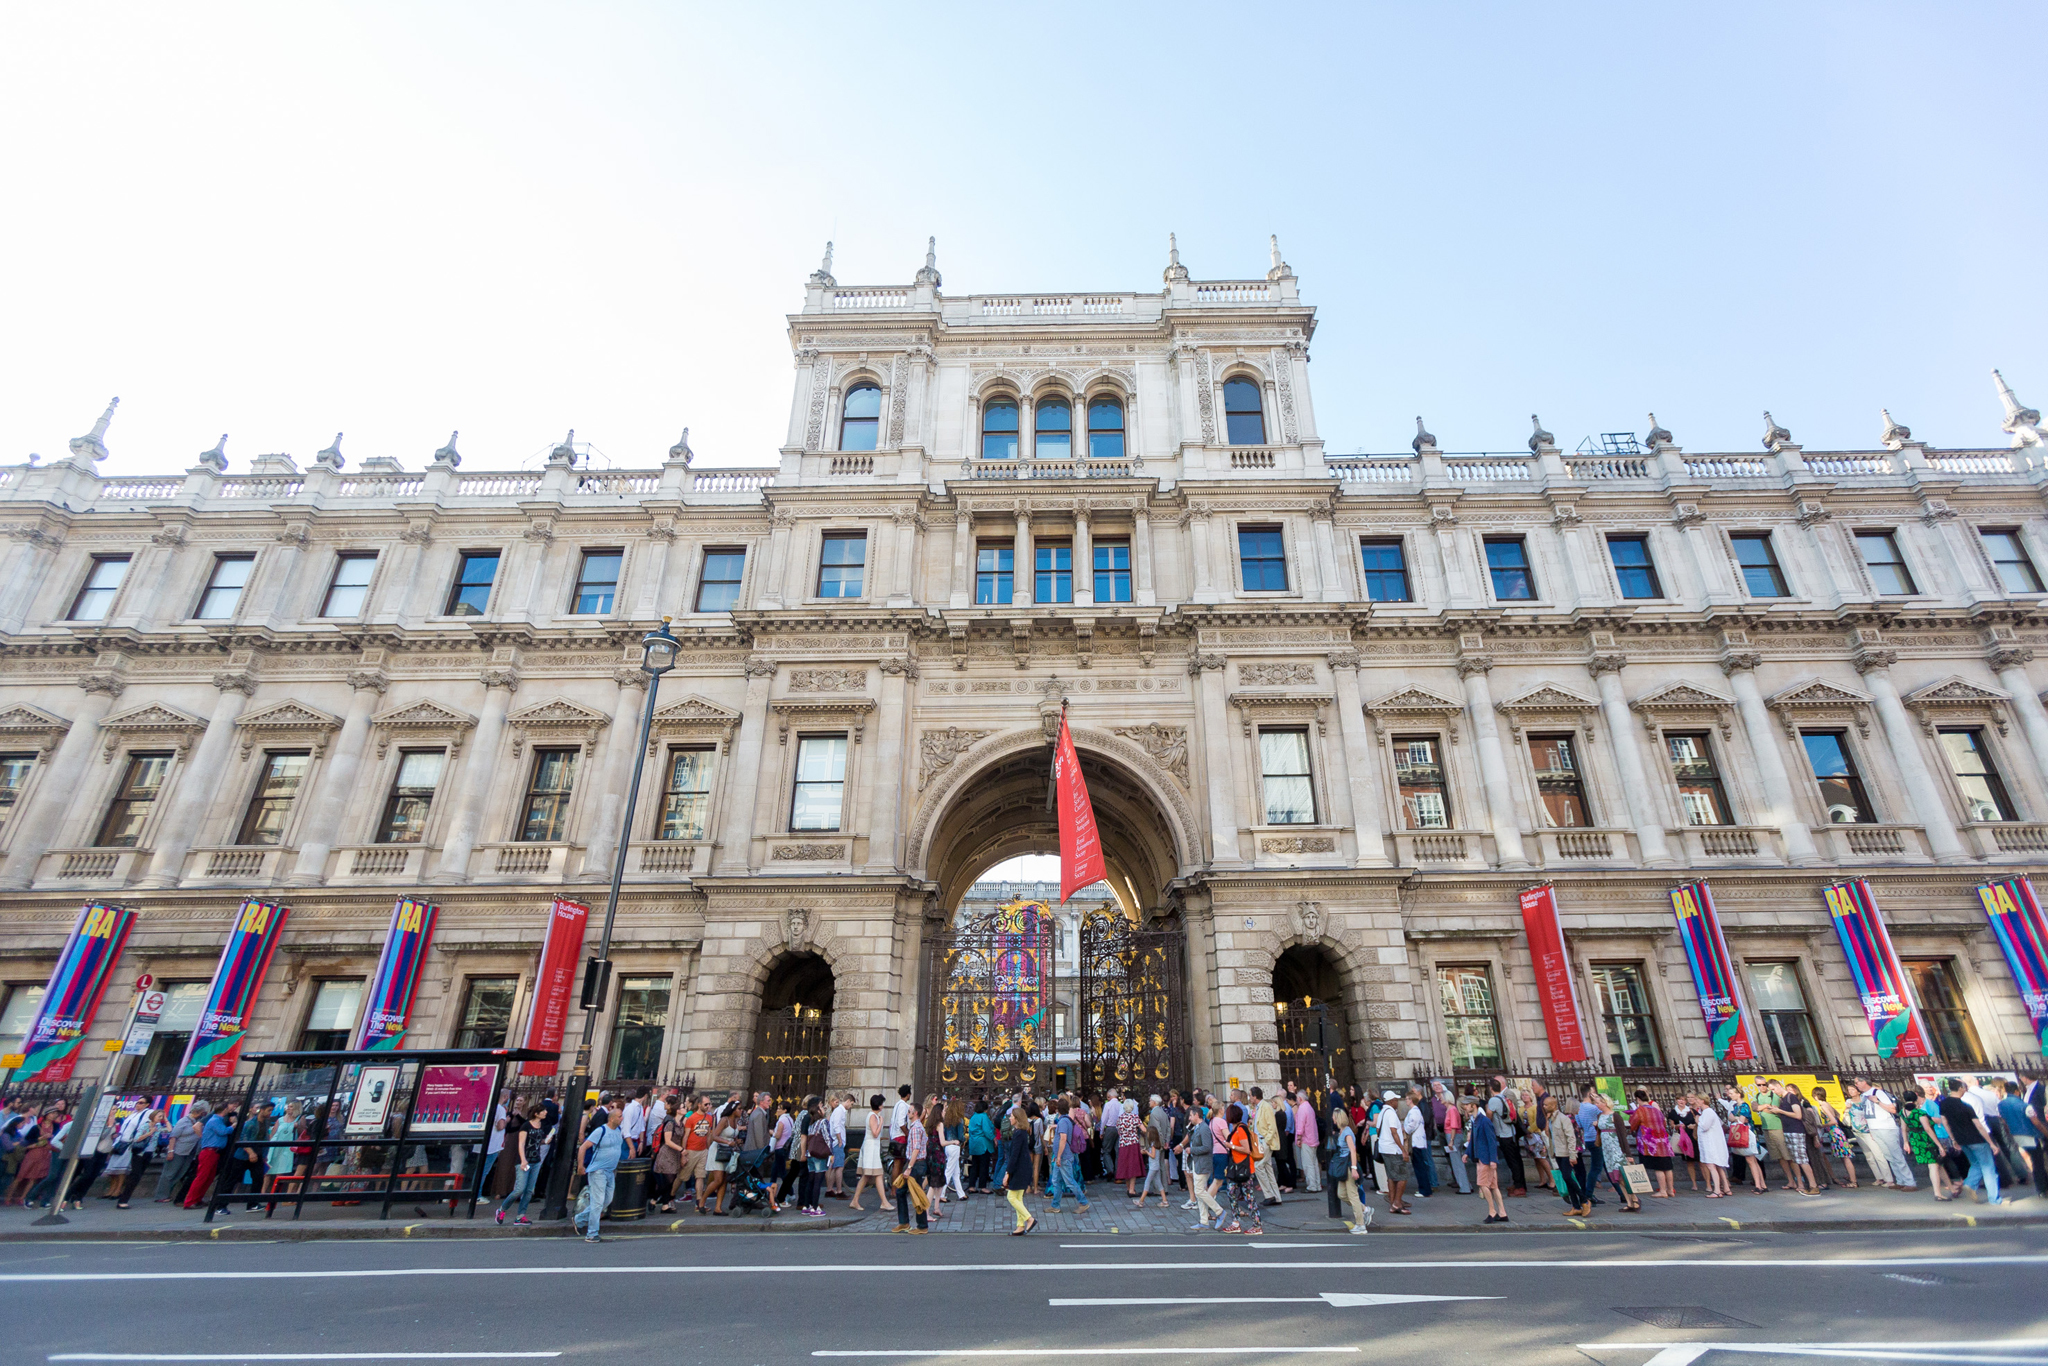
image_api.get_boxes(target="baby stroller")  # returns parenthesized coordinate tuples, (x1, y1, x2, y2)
(724, 1153, 780, 1215)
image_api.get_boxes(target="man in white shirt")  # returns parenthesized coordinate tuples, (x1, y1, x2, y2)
(1100, 1089, 1124, 1180)
(1848, 1076, 1915, 1188)
(620, 1087, 650, 1157)
(826, 1094, 850, 1197)
(1375, 1092, 1416, 1212)
(889, 1084, 913, 1161)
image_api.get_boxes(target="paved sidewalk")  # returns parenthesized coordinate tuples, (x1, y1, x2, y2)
(5, 1176, 2043, 1241)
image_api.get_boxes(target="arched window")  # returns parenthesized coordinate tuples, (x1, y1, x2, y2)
(1087, 397, 1125, 459)
(981, 397, 1020, 459)
(1035, 398, 1072, 460)
(1223, 377, 1266, 445)
(839, 383, 881, 451)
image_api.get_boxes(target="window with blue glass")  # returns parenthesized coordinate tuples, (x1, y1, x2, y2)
(1802, 730, 1872, 824)
(817, 533, 866, 599)
(1730, 533, 1787, 597)
(695, 548, 745, 612)
(1087, 398, 1125, 459)
(981, 399, 1019, 460)
(1359, 539, 1410, 602)
(1036, 542, 1073, 604)
(1035, 399, 1071, 460)
(1607, 535, 1662, 599)
(570, 550, 622, 614)
(445, 551, 500, 616)
(838, 383, 881, 452)
(1485, 538, 1534, 600)
(975, 544, 1013, 605)
(1223, 379, 1265, 445)
(1238, 526, 1288, 592)
(1094, 540, 1132, 603)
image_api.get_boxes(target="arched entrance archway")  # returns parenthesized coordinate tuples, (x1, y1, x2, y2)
(1272, 943, 1358, 1093)
(750, 951, 834, 1104)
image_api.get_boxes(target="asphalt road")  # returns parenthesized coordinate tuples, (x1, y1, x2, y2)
(7, 1227, 2045, 1366)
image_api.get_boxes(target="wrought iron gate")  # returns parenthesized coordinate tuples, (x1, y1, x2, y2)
(749, 1004, 832, 1104)
(1275, 996, 1353, 1093)
(1079, 908, 1187, 1097)
(924, 902, 1056, 1097)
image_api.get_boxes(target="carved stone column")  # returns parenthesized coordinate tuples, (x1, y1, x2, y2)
(1458, 656, 1529, 869)
(716, 658, 777, 874)
(950, 506, 972, 606)
(142, 671, 259, 887)
(1012, 505, 1033, 608)
(1310, 498, 1345, 602)
(866, 658, 915, 872)
(290, 669, 388, 883)
(1189, 507, 1217, 602)
(1133, 505, 1156, 605)
(1856, 647, 1967, 861)
(889, 509, 918, 606)
(577, 668, 648, 879)
(778, 512, 812, 605)
(1327, 650, 1390, 866)
(1190, 653, 1243, 866)
(0, 675, 121, 889)
(1073, 501, 1094, 607)
(430, 668, 519, 882)
(1588, 654, 1676, 865)
(1720, 652, 1822, 865)
(761, 511, 795, 609)
(1990, 645, 2048, 801)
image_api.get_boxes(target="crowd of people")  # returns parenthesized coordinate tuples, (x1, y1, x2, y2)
(2, 1069, 2042, 1236)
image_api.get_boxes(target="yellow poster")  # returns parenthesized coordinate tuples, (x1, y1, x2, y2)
(1736, 1072, 1841, 1102)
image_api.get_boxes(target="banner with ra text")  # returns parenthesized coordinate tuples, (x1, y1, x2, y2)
(350, 896, 439, 1050)
(519, 897, 589, 1076)
(1054, 709, 1105, 903)
(1976, 876, 2048, 1056)
(1518, 884, 1590, 1062)
(1669, 881, 1755, 1063)
(179, 897, 291, 1077)
(8, 901, 136, 1083)
(1822, 879, 1931, 1061)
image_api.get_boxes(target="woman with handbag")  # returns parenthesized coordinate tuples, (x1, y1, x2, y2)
(1693, 1092, 1732, 1197)
(1720, 1086, 1767, 1194)
(1328, 1108, 1368, 1233)
(798, 1096, 831, 1217)
(850, 1094, 888, 1213)
(112, 1106, 162, 1209)
(1630, 1090, 1675, 1200)
(1218, 1103, 1264, 1235)
(1668, 1095, 1702, 1192)
(1904, 1086, 1955, 1199)
(1808, 1086, 1858, 1189)
(1594, 1094, 1642, 1212)
(1543, 1095, 1589, 1216)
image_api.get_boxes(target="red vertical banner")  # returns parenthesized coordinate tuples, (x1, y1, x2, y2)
(1054, 710, 1105, 903)
(520, 897, 589, 1076)
(1518, 884, 1590, 1062)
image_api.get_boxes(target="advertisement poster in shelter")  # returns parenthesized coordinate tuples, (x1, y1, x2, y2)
(180, 898, 291, 1077)
(8, 901, 136, 1083)
(409, 1063, 497, 1135)
(345, 1064, 401, 1135)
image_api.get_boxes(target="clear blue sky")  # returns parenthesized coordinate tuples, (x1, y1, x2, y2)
(3, 3, 2042, 476)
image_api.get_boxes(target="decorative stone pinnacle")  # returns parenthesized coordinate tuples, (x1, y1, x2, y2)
(914, 236, 941, 287)
(1164, 232, 1189, 283)
(1995, 369, 2043, 446)
(69, 397, 119, 462)
(1528, 414, 1555, 453)
(1879, 408, 1913, 450)
(1412, 416, 1437, 453)
(667, 427, 693, 465)
(1645, 412, 1674, 448)
(196, 433, 229, 474)
(1762, 410, 1793, 452)
(315, 431, 345, 470)
(548, 430, 577, 466)
(808, 241, 837, 288)
(1266, 233, 1293, 282)
(432, 430, 461, 467)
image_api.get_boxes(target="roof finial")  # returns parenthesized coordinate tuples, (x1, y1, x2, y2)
(1879, 408, 1913, 450)
(1645, 412, 1674, 448)
(549, 429, 578, 466)
(1164, 232, 1189, 283)
(1266, 233, 1293, 282)
(1762, 410, 1793, 452)
(914, 235, 941, 287)
(808, 241, 836, 288)
(1412, 415, 1438, 453)
(196, 433, 229, 474)
(315, 431, 345, 470)
(1527, 413, 1555, 453)
(667, 427, 694, 466)
(68, 396, 119, 463)
(432, 430, 461, 467)
(1995, 370, 2042, 447)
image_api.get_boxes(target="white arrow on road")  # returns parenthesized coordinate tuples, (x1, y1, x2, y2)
(1049, 1293, 1499, 1307)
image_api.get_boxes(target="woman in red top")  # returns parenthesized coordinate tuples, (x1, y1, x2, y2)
(1629, 1089, 1675, 1200)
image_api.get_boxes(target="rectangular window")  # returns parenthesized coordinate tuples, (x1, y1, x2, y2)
(790, 735, 849, 831)
(96, 751, 173, 847)
(1746, 962, 1822, 1068)
(376, 749, 445, 844)
(1438, 965, 1504, 1071)
(695, 548, 746, 612)
(68, 556, 130, 621)
(1528, 734, 1589, 827)
(1856, 531, 1917, 595)
(0, 754, 35, 837)
(1485, 538, 1534, 600)
(1238, 526, 1288, 592)
(1093, 540, 1132, 603)
(445, 551, 500, 616)
(320, 553, 376, 617)
(1903, 958, 1984, 1065)
(608, 975, 672, 1079)
(194, 554, 254, 619)
(1258, 729, 1315, 826)
(518, 748, 579, 842)
(1981, 529, 2043, 593)
(817, 533, 866, 599)
(1035, 542, 1073, 604)
(1942, 728, 2016, 823)
(452, 977, 518, 1050)
(0, 983, 46, 1058)
(1394, 735, 1451, 830)
(975, 543, 1014, 605)
(570, 550, 622, 614)
(236, 750, 311, 846)
(1607, 535, 1662, 599)
(1730, 533, 1788, 598)
(1802, 731, 1872, 824)
(657, 748, 713, 840)
(298, 979, 364, 1052)
(1592, 963, 1661, 1068)
(139, 980, 209, 1085)
(1359, 539, 1411, 602)
(1667, 732, 1731, 826)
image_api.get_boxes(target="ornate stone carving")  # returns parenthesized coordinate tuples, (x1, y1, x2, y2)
(99, 701, 207, 762)
(506, 696, 610, 757)
(1766, 677, 1874, 739)
(149, 526, 187, 548)
(1114, 722, 1189, 788)
(1671, 503, 1705, 528)
(234, 699, 342, 758)
(1988, 645, 2037, 671)
(0, 702, 72, 756)
(786, 905, 811, 947)
(77, 673, 126, 697)
(804, 352, 832, 450)
(1718, 651, 1764, 676)
(918, 726, 991, 789)
(1365, 686, 1464, 745)
(1851, 648, 1900, 674)
(1795, 500, 1830, 528)
(1187, 652, 1227, 676)
(1324, 649, 1362, 671)
(1296, 900, 1324, 938)
(274, 524, 310, 547)
(1273, 346, 1298, 443)
(788, 667, 867, 692)
(646, 695, 743, 755)
(212, 671, 259, 696)
(371, 698, 477, 759)
(1903, 676, 2013, 737)
(479, 667, 521, 691)
(1454, 655, 1493, 679)
(1262, 836, 1335, 855)
(522, 519, 555, 544)
(743, 657, 779, 679)
(1238, 662, 1317, 687)
(345, 670, 390, 694)
(1194, 349, 1215, 443)
(772, 843, 846, 861)
(1630, 681, 1738, 739)
(399, 523, 433, 546)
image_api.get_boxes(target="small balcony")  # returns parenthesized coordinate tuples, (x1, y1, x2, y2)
(183, 845, 294, 886)
(1533, 827, 1638, 866)
(627, 840, 711, 880)
(1960, 821, 2048, 860)
(475, 841, 580, 882)
(1390, 828, 1493, 870)
(37, 847, 149, 888)
(1675, 824, 1786, 864)
(327, 843, 431, 885)
(1814, 822, 1933, 864)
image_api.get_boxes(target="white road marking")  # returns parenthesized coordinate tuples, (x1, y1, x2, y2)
(1049, 1292, 1498, 1307)
(51, 1357, 564, 1362)
(1060, 1242, 1354, 1249)
(1580, 1342, 2048, 1366)
(4, 1254, 2044, 1282)
(813, 1351, 1360, 1359)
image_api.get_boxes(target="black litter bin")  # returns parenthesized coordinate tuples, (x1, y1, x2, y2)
(607, 1157, 652, 1219)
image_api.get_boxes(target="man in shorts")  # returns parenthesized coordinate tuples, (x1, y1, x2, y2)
(679, 1096, 715, 1212)
(1463, 1096, 1507, 1224)
(1755, 1081, 1793, 1188)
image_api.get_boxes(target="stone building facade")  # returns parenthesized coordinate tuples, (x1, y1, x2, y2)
(3, 239, 2048, 1099)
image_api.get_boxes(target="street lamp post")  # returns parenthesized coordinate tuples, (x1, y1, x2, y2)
(541, 616, 678, 1221)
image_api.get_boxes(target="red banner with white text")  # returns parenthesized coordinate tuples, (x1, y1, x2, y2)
(1519, 884, 1590, 1063)
(1055, 711, 1106, 903)
(519, 897, 589, 1076)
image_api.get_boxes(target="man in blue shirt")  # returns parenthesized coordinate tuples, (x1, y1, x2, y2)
(577, 1106, 627, 1243)
(1576, 1088, 1606, 1205)
(1046, 1098, 1088, 1211)
(180, 1106, 240, 1211)
(1464, 1097, 1507, 1224)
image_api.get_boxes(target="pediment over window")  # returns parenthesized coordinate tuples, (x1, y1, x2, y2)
(1229, 692, 1333, 737)
(0, 702, 71, 756)
(506, 696, 610, 757)
(1629, 681, 1736, 739)
(235, 699, 343, 759)
(1367, 685, 1463, 715)
(1766, 676, 1872, 738)
(1903, 675, 2013, 737)
(1632, 682, 1736, 710)
(99, 701, 207, 762)
(771, 697, 876, 745)
(1364, 685, 1464, 745)
(647, 694, 743, 755)
(371, 698, 478, 759)
(1496, 684, 1598, 714)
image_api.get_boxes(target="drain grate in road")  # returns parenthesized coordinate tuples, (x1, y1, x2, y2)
(1614, 1307, 1761, 1330)
(1638, 1234, 1752, 1245)
(1879, 1272, 1968, 1286)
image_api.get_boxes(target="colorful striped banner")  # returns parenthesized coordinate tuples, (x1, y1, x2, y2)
(8, 901, 135, 1083)
(1976, 876, 2048, 1057)
(1822, 879, 1931, 1060)
(179, 897, 291, 1077)
(350, 896, 438, 1051)
(1669, 881, 1755, 1063)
